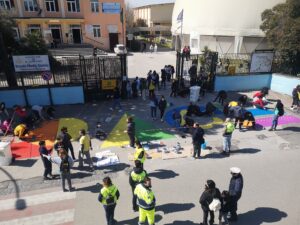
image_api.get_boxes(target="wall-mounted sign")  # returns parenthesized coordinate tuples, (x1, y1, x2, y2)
(250, 52, 275, 73)
(102, 3, 121, 14)
(13, 55, 50, 72)
(41, 71, 52, 81)
(102, 79, 117, 90)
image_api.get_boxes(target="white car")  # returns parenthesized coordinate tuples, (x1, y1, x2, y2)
(114, 44, 127, 55)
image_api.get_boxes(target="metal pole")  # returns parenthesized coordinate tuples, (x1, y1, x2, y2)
(180, 18, 183, 52)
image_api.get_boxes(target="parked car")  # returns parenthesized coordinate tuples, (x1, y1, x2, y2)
(114, 44, 127, 55)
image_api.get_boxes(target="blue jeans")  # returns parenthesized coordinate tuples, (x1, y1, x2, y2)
(151, 107, 157, 118)
(271, 114, 279, 129)
(223, 135, 232, 152)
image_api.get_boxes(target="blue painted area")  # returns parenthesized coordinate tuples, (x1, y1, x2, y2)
(270, 74, 300, 96)
(165, 105, 222, 127)
(0, 90, 26, 108)
(246, 108, 274, 117)
(51, 86, 84, 105)
(26, 88, 50, 106)
(215, 74, 272, 92)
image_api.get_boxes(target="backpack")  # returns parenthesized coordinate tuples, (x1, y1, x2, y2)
(60, 157, 70, 173)
(106, 194, 115, 205)
(209, 198, 221, 212)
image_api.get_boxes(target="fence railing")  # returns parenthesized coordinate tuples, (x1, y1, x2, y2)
(217, 53, 252, 74)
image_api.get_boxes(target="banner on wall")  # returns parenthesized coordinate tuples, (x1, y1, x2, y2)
(102, 79, 117, 90)
(13, 55, 50, 72)
(250, 52, 274, 73)
(102, 3, 121, 14)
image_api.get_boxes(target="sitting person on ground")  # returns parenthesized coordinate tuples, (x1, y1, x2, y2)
(32, 105, 45, 120)
(243, 111, 256, 129)
(187, 102, 202, 117)
(238, 95, 248, 106)
(205, 102, 217, 116)
(291, 85, 300, 110)
(213, 90, 227, 105)
(229, 103, 244, 131)
(46, 106, 55, 119)
(14, 124, 28, 139)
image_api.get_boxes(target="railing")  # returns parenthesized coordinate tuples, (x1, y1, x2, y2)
(217, 53, 252, 74)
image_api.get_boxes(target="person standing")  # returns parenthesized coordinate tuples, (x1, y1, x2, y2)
(134, 141, 146, 169)
(228, 167, 243, 221)
(149, 80, 156, 98)
(154, 44, 158, 53)
(39, 140, 53, 180)
(199, 180, 221, 225)
(158, 96, 167, 122)
(170, 79, 178, 97)
(132, 79, 138, 98)
(60, 127, 76, 160)
(149, 95, 158, 120)
(98, 177, 120, 225)
(269, 99, 284, 131)
(126, 80, 132, 98)
(78, 129, 94, 171)
(222, 118, 235, 156)
(125, 117, 135, 148)
(0, 102, 9, 119)
(161, 68, 166, 89)
(149, 44, 154, 53)
(133, 177, 156, 225)
(291, 85, 300, 109)
(111, 87, 122, 111)
(192, 123, 205, 159)
(129, 160, 147, 210)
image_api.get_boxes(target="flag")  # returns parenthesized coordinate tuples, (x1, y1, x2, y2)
(120, 8, 124, 24)
(177, 9, 183, 22)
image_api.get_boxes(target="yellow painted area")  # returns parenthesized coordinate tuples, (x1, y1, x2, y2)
(180, 110, 187, 126)
(101, 114, 129, 148)
(57, 118, 88, 141)
(201, 117, 224, 129)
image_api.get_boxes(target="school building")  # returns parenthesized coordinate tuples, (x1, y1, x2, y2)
(0, 0, 125, 51)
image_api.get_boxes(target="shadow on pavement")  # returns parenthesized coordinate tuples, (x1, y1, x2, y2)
(156, 203, 195, 214)
(117, 214, 162, 225)
(11, 159, 37, 167)
(165, 220, 199, 225)
(75, 183, 101, 193)
(237, 207, 287, 225)
(148, 169, 179, 180)
(100, 163, 131, 174)
(279, 126, 300, 132)
(203, 148, 261, 159)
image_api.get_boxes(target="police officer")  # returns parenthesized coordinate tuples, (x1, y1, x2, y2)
(133, 177, 156, 225)
(192, 123, 205, 159)
(134, 140, 146, 169)
(98, 177, 120, 225)
(125, 117, 135, 148)
(39, 140, 53, 180)
(129, 160, 147, 210)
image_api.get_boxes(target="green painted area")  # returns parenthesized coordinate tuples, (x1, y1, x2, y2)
(135, 117, 175, 142)
(57, 118, 88, 141)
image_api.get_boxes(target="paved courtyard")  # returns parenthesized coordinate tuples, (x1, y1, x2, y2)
(0, 82, 300, 225)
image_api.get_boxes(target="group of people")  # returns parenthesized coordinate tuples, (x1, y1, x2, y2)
(39, 128, 93, 191)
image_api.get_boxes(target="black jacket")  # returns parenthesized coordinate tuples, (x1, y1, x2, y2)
(192, 127, 204, 144)
(199, 188, 221, 211)
(229, 174, 243, 198)
(61, 132, 72, 147)
(158, 99, 167, 110)
(127, 122, 135, 135)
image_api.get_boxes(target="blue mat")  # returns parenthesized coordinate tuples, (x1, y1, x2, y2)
(165, 105, 223, 127)
(246, 108, 274, 117)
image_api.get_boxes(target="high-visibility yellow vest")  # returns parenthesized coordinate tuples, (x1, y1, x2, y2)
(134, 147, 146, 164)
(226, 122, 235, 133)
(229, 101, 238, 107)
(134, 184, 155, 210)
(131, 170, 147, 183)
(100, 184, 118, 205)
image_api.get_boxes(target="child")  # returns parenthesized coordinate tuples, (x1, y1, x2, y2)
(269, 100, 284, 131)
(219, 190, 231, 225)
(39, 140, 53, 180)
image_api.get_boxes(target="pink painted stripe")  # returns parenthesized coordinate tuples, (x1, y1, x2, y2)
(0, 198, 75, 222)
(256, 115, 300, 127)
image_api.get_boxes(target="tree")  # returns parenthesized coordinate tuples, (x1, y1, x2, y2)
(134, 18, 147, 27)
(125, 4, 134, 28)
(260, 0, 300, 75)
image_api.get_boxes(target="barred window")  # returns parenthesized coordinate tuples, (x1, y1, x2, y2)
(93, 25, 101, 38)
(67, 0, 80, 12)
(90, 0, 99, 13)
(45, 0, 59, 12)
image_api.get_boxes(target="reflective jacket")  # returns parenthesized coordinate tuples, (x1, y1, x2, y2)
(99, 184, 120, 205)
(129, 167, 147, 188)
(134, 147, 145, 164)
(134, 184, 156, 210)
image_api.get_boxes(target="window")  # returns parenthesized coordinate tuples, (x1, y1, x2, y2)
(45, 0, 59, 12)
(93, 25, 101, 38)
(12, 27, 20, 40)
(67, 0, 80, 12)
(0, 0, 14, 10)
(28, 24, 41, 34)
(90, 0, 98, 13)
(24, 0, 38, 12)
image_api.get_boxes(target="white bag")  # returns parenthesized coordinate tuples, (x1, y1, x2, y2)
(209, 198, 221, 212)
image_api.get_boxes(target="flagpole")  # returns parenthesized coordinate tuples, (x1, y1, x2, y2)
(180, 10, 183, 52)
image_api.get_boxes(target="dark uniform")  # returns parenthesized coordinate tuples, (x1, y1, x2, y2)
(192, 126, 205, 158)
(229, 173, 243, 221)
(39, 146, 52, 179)
(60, 130, 75, 160)
(127, 120, 135, 147)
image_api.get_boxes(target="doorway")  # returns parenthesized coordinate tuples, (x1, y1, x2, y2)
(51, 28, 61, 43)
(109, 33, 119, 51)
(72, 29, 81, 44)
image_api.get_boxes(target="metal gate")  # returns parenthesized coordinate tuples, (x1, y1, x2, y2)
(79, 55, 127, 101)
(176, 51, 218, 91)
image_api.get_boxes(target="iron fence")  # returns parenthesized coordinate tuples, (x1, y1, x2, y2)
(217, 53, 252, 74)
